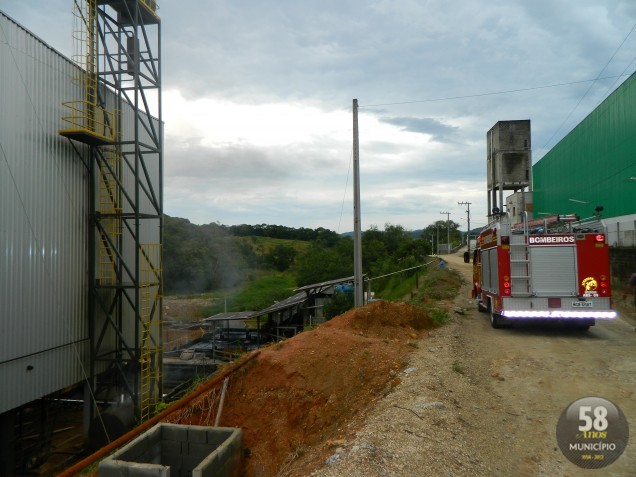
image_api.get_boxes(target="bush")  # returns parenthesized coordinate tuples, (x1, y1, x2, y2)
(323, 291, 354, 320)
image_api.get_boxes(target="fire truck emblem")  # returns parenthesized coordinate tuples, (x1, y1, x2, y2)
(581, 277, 598, 292)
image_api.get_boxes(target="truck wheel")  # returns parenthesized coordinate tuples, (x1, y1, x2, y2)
(475, 288, 487, 313)
(566, 321, 591, 332)
(489, 302, 504, 329)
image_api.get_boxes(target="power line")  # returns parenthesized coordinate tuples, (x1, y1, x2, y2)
(359, 75, 631, 108)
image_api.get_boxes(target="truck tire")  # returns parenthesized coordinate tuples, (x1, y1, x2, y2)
(566, 320, 592, 332)
(475, 287, 487, 313)
(489, 301, 504, 329)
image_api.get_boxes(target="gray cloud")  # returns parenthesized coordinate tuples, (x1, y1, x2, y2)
(380, 117, 460, 142)
(5, 0, 636, 231)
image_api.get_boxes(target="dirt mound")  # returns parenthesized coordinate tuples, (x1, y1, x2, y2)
(331, 300, 436, 339)
(164, 300, 437, 476)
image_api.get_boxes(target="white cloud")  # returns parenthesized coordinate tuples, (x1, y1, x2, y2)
(4, 0, 636, 231)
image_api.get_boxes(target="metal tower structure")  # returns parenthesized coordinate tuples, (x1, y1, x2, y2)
(59, 0, 162, 425)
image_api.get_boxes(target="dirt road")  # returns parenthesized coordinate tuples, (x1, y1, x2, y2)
(309, 251, 636, 476)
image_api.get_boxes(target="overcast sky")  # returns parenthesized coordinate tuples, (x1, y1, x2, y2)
(3, 1, 636, 232)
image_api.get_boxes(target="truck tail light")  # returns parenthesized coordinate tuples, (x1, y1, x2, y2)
(503, 280, 511, 295)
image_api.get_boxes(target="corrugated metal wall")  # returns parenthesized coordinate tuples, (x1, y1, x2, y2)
(0, 13, 91, 414)
(0, 12, 161, 414)
(533, 73, 636, 221)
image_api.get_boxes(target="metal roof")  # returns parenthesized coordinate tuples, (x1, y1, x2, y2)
(202, 312, 254, 328)
(251, 291, 308, 318)
(294, 276, 356, 294)
(246, 275, 357, 319)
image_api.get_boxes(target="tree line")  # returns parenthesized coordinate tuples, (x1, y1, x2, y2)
(163, 215, 463, 294)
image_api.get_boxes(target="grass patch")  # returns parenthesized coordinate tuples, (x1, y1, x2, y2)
(202, 272, 297, 316)
(407, 267, 463, 311)
(374, 273, 419, 301)
(452, 361, 465, 375)
(428, 308, 450, 324)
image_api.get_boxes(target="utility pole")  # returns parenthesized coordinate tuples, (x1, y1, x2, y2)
(436, 227, 439, 255)
(352, 99, 363, 308)
(440, 211, 450, 254)
(458, 201, 472, 253)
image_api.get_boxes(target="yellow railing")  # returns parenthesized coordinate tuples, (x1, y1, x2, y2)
(60, 0, 115, 144)
(139, 0, 159, 13)
(60, 100, 116, 143)
(97, 145, 122, 284)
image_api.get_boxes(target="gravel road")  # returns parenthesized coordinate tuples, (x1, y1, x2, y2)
(308, 251, 636, 477)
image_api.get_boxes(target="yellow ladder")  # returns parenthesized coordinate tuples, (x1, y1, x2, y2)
(60, 0, 114, 143)
(139, 243, 162, 422)
(97, 143, 121, 284)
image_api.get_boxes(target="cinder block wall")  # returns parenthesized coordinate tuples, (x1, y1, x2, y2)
(99, 424, 243, 477)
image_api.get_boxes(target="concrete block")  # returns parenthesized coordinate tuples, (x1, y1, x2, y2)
(187, 426, 208, 444)
(99, 460, 129, 477)
(161, 438, 184, 456)
(161, 453, 182, 472)
(206, 428, 232, 447)
(99, 423, 243, 477)
(161, 423, 188, 443)
(126, 462, 170, 477)
(138, 445, 162, 465)
(181, 454, 205, 472)
(194, 453, 220, 477)
(188, 442, 214, 459)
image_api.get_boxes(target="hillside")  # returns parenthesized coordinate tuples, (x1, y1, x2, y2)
(163, 216, 440, 320)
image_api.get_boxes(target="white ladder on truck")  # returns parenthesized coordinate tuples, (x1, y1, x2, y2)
(510, 213, 532, 297)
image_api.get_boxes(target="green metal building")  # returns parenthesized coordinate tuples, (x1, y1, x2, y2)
(533, 72, 636, 247)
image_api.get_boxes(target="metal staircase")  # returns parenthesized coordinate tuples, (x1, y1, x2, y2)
(60, 0, 115, 145)
(508, 213, 532, 297)
(58, 0, 162, 426)
(139, 244, 162, 422)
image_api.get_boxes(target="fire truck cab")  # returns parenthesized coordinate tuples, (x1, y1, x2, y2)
(472, 212, 616, 330)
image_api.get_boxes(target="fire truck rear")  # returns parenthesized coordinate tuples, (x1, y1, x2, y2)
(472, 213, 617, 330)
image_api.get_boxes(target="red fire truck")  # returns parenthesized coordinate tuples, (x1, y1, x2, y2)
(472, 213, 616, 330)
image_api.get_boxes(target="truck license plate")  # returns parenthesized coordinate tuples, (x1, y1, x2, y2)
(572, 301, 593, 308)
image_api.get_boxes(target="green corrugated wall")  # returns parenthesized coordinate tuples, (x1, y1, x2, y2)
(533, 73, 636, 220)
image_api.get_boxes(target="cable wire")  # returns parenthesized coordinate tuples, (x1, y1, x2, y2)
(359, 75, 631, 108)
(538, 22, 636, 156)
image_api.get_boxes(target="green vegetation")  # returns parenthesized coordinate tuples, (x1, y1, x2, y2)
(428, 308, 450, 325)
(201, 273, 297, 316)
(371, 272, 420, 301)
(164, 215, 464, 320)
(323, 290, 354, 320)
(413, 268, 464, 301)
(452, 361, 465, 375)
